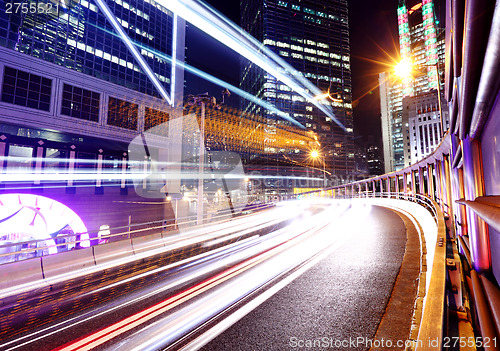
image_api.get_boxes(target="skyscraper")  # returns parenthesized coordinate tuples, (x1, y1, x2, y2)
(240, 0, 354, 182)
(0, 0, 185, 146)
(402, 90, 449, 166)
(379, 0, 445, 172)
(0, 0, 186, 235)
(0, 0, 183, 100)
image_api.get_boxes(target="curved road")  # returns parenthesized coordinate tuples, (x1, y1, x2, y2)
(201, 205, 417, 351)
(0, 203, 419, 351)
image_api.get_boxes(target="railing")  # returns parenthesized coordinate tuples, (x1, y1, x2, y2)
(290, 189, 447, 349)
(0, 200, 275, 265)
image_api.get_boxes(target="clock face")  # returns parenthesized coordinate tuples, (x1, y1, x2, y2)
(0, 194, 89, 257)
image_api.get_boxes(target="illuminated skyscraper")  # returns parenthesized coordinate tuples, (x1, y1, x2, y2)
(0, 0, 182, 99)
(0, 0, 185, 142)
(380, 0, 445, 172)
(240, 0, 354, 182)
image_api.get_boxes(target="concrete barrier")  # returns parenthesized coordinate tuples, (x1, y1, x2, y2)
(41, 248, 96, 280)
(0, 257, 44, 290)
(131, 233, 164, 255)
(93, 239, 135, 266)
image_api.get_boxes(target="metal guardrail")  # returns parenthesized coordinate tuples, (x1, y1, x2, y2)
(293, 189, 449, 350)
(456, 196, 500, 233)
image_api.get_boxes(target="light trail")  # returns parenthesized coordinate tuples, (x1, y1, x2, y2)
(0, 156, 323, 184)
(159, 0, 346, 131)
(0, 203, 304, 301)
(81, 20, 303, 127)
(88, 0, 345, 129)
(52, 201, 351, 350)
(92, 0, 173, 105)
(83, 15, 302, 127)
(0, 171, 322, 183)
(0, 200, 336, 350)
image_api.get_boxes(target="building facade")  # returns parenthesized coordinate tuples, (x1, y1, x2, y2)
(379, 0, 445, 172)
(379, 72, 404, 173)
(402, 90, 449, 166)
(0, 0, 187, 246)
(240, 0, 354, 182)
(0, 0, 183, 100)
(366, 145, 383, 175)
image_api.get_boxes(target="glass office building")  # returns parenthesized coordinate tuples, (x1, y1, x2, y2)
(0, 0, 174, 97)
(240, 0, 354, 181)
(379, 0, 445, 172)
(0, 0, 185, 241)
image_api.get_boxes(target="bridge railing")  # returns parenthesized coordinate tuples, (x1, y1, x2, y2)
(287, 187, 447, 349)
(291, 0, 500, 338)
(296, 127, 500, 347)
(0, 199, 274, 265)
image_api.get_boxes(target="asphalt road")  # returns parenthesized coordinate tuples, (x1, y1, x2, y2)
(202, 205, 411, 351)
(0, 203, 417, 351)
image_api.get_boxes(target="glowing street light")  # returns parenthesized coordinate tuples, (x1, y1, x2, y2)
(310, 150, 326, 187)
(393, 57, 445, 136)
(394, 57, 413, 79)
(313, 90, 343, 103)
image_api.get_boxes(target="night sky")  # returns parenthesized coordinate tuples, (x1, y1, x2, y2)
(186, 0, 445, 148)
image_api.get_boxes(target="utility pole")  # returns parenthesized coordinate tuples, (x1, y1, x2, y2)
(187, 90, 230, 225)
(198, 100, 206, 225)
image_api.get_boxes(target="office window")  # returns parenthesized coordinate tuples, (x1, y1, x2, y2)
(144, 107, 169, 135)
(107, 97, 138, 130)
(61, 84, 100, 122)
(1, 66, 52, 111)
(7, 144, 33, 173)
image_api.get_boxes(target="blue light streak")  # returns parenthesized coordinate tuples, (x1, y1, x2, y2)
(93, 0, 173, 105)
(84, 21, 305, 128)
(160, 0, 347, 131)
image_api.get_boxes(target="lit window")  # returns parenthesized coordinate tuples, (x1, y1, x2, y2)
(107, 97, 138, 130)
(144, 107, 169, 134)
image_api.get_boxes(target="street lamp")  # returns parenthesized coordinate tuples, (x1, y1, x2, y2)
(313, 88, 343, 103)
(393, 58, 445, 136)
(310, 150, 326, 187)
(186, 90, 231, 225)
(394, 57, 413, 80)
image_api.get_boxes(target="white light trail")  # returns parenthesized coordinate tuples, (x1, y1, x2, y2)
(159, 0, 346, 131)
(93, 0, 173, 105)
(52, 201, 347, 350)
(0, 201, 333, 350)
(86, 18, 306, 127)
